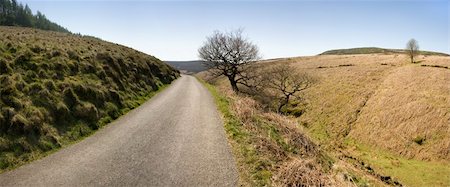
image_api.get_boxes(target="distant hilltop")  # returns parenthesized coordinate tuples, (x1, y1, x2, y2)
(165, 60, 208, 74)
(320, 47, 449, 56)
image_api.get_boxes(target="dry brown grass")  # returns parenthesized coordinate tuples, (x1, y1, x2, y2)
(275, 54, 450, 161)
(200, 76, 355, 186)
(350, 65, 450, 160)
(204, 53, 449, 186)
(264, 54, 449, 186)
(272, 159, 332, 187)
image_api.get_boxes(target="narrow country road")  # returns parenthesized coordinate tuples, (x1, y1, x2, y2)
(0, 75, 238, 186)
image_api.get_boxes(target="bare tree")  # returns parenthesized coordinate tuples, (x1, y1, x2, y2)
(406, 38, 419, 63)
(264, 63, 316, 113)
(198, 29, 260, 92)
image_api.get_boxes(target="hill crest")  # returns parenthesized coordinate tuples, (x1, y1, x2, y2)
(320, 47, 449, 56)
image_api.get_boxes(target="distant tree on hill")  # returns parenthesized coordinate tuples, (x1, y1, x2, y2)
(0, 0, 69, 33)
(198, 29, 260, 92)
(406, 38, 419, 63)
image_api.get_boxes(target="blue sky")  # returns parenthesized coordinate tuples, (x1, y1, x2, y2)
(20, 0, 449, 61)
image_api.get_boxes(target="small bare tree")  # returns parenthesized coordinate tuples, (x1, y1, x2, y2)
(406, 38, 419, 63)
(198, 29, 260, 92)
(264, 63, 315, 113)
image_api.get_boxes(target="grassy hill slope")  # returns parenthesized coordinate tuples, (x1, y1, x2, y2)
(202, 53, 449, 186)
(320, 47, 449, 56)
(275, 54, 449, 186)
(0, 26, 179, 171)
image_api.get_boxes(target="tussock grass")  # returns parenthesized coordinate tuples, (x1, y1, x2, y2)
(0, 26, 179, 172)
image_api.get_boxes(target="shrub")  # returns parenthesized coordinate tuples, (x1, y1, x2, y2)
(413, 136, 425, 145)
(284, 106, 305, 117)
(283, 101, 307, 117)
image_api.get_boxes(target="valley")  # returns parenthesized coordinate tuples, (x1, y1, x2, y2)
(199, 53, 450, 186)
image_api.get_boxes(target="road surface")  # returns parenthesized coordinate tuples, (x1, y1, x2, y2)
(0, 75, 238, 186)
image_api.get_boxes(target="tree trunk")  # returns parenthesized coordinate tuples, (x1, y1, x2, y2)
(277, 103, 285, 113)
(228, 76, 239, 92)
(278, 95, 290, 113)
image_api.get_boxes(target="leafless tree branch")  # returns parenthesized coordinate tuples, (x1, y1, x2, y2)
(198, 29, 261, 92)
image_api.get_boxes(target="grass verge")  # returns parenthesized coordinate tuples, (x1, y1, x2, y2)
(199, 78, 260, 186)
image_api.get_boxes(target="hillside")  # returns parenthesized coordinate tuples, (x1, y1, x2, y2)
(0, 26, 179, 171)
(165, 60, 207, 74)
(274, 54, 449, 186)
(320, 47, 450, 56)
(0, 0, 69, 33)
(201, 53, 450, 186)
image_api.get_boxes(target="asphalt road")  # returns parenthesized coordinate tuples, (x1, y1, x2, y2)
(0, 75, 238, 186)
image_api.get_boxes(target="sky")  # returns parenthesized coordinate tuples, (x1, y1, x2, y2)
(20, 0, 449, 61)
